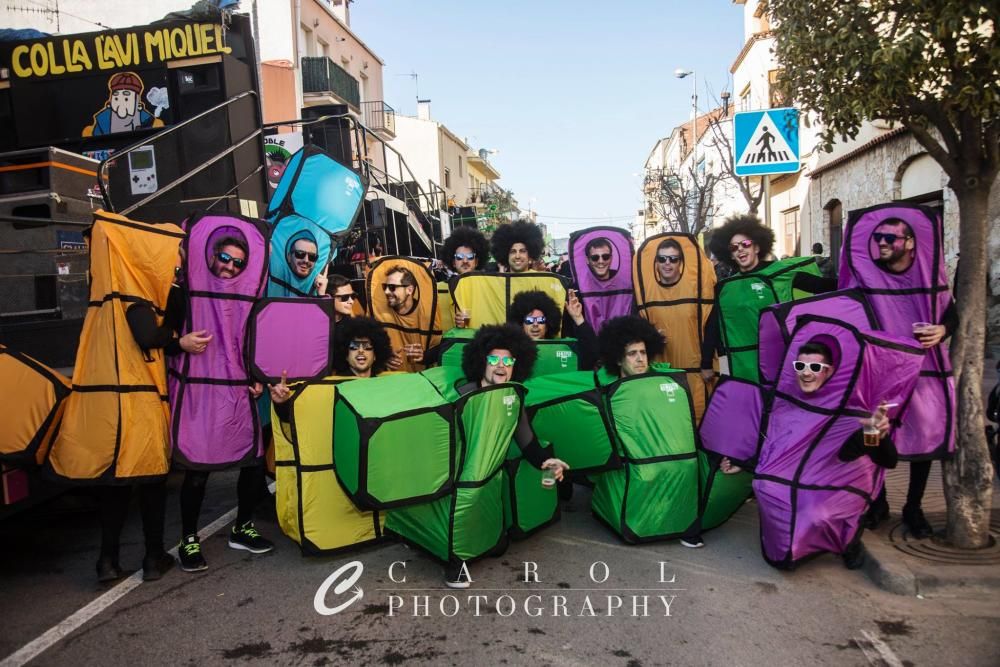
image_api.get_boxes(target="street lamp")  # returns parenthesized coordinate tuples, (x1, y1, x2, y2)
(674, 68, 698, 177)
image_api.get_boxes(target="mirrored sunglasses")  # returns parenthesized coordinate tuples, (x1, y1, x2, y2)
(728, 239, 754, 253)
(793, 360, 832, 374)
(216, 252, 246, 269)
(454, 252, 476, 261)
(486, 354, 516, 367)
(523, 315, 546, 325)
(872, 232, 910, 245)
(348, 340, 374, 351)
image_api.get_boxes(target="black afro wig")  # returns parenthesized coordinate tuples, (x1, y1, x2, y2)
(442, 226, 489, 270)
(597, 315, 666, 377)
(708, 214, 774, 269)
(508, 290, 562, 338)
(333, 316, 393, 376)
(490, 220, 545, 267)
(462, 323, 538, 383)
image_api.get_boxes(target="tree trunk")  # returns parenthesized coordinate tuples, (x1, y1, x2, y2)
(942, 185, 994, 549)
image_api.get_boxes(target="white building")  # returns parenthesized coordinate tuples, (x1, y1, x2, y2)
(389, 101, 471, 210)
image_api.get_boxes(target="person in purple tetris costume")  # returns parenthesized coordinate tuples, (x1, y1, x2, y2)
(169, 213, 274, 573)
(753, 318, 924, 570)
(838, 203, 958, 538)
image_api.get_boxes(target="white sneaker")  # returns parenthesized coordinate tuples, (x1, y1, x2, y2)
(680, 538, 705, 548)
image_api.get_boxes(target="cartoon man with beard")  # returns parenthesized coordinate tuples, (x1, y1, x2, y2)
(84, 72, 164, 137)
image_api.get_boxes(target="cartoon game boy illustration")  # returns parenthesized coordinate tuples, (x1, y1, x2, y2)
(129, 146, 158, 196)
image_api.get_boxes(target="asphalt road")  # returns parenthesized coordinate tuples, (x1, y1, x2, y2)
(2, 473, 998, 666)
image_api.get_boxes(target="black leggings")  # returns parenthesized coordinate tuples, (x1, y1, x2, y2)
(874, 460, 933, 509)
(180, 465, 265, 536)
(99, 481, 167, 561)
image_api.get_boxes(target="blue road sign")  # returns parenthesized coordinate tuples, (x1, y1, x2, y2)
(733, 107, 800, 177)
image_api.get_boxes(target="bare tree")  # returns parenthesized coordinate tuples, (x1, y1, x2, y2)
(705, 112, 765, 216)
(646, 163, 723, 236)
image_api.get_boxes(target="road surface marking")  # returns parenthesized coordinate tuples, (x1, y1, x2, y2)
(856, 629, 904, 667)
(1, 500, 246, 667)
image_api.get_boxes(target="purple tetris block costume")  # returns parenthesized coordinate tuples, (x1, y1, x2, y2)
(170, 213, 270, 469)
(568, 226, 634, 331)
(838, 203, 956, 459)
(247, 298, 335, 384)
(753, 317, 924, 568)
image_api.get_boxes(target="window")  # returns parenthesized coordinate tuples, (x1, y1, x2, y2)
(301, 25, 315, 57)
(782, 207, 800, 256)
(768, 70, 787, 108)
(739, 84, 752, 112)
(444, 167, 451, 189)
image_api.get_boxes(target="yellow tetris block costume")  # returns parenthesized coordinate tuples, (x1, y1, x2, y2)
(366, 256, 442, 373)
(0, 345, 71, 467)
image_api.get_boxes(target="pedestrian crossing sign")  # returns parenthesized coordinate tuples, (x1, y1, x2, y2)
(733, 107, 800, 177)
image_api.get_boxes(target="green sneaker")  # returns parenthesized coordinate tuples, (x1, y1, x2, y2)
(228, 521, 274, 554)
(178, 534, 208, 572)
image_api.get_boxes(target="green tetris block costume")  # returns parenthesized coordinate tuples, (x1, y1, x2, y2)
(589, 365, 701, 542)
(525, 371, 620, 475)
(439, 329, 581, 378)
(272, 377, 384, 555)
(503, 437, 560, 540)
(333, 372, 454, 510)
(702, 256, 820, 530)
(386, 383, 527, 562)
(716, 257, 821, 382)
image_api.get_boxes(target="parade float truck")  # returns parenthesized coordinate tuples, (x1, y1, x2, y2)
(0, 13, 267, 516)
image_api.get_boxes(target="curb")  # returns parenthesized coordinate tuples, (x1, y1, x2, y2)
(863, 534, 1000, 597)
(861, 536, 917, 596)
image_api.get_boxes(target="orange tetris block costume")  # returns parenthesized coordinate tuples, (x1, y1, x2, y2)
(47, 211, 184, 483)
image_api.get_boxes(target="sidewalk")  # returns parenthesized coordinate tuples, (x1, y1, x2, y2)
(862, 358, 1000, 596)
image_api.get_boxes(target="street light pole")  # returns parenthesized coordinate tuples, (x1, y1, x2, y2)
(675, 69, 698, 232)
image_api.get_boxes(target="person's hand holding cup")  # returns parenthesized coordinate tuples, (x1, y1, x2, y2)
(455, 309, 471, 329)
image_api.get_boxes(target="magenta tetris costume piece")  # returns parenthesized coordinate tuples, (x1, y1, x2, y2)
(701, 290, 877, 468)
(753, 317, 924, 568)
(170, 213, 270, 469)
(838, 203, 956, 459)
(247, 297, 335, 384)
(568, 227, 634, 331)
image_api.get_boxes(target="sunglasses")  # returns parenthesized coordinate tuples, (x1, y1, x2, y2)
(382, 283, 407, 292)
(873, 232, 910, 245)
(656, 255, 682, 264)
(216, 252, 246, 269)
(589, 253, 612, 262)
(523, 315, 547, 325)
(486, 354, 516, 367)
(793, 360, 832, 374)
(292, 250, 318, 262)
(334, 293, 357, 303)
(728, 239, 754, 253)
(348, 340, 374, 351)
(454, 252, 476, 261)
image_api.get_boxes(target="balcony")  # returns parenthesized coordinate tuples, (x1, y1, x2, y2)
(301, 56, 360, 109)
(361, 101, 396, 138)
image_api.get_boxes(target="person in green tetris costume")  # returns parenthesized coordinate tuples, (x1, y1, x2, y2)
(596, 316, 704, 547)
(697, 215, 835, 527)
(444, 324, 569, 589)
(508, 290, 599, 373)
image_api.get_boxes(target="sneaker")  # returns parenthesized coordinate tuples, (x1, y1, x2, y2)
(444, 561, 471, 589)
(902, 505, 933, 539)
(178, 534, 208, 572)
(228, 521, 275, 554)
(843, 542, 866, 570)
(142, 551, 175, 581)
(680, 537, 705, 548)
(864, 498, 890, 529)
(96, 556, 123, 583)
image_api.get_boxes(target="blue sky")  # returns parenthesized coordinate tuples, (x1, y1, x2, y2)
(351, 1, 745, 239)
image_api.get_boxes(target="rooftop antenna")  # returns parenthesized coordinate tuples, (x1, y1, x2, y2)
(395, 71, 419, 109)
